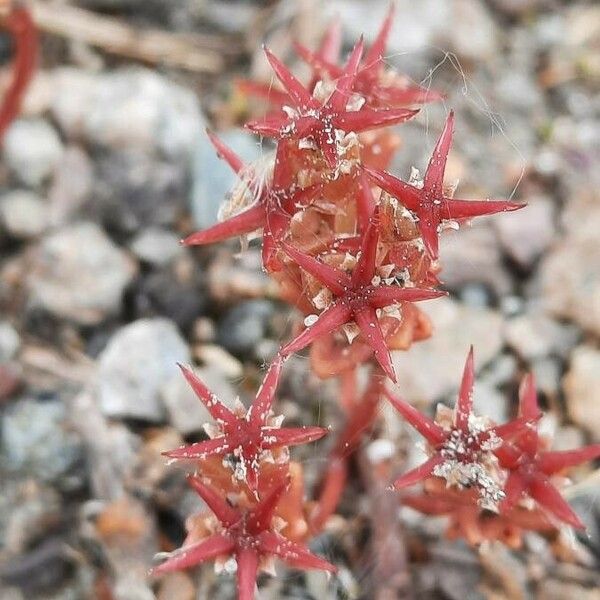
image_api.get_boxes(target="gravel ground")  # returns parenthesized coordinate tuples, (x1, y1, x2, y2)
(0, 1, 599, 599)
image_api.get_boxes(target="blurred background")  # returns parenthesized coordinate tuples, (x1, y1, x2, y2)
(0, 0, 598, 598)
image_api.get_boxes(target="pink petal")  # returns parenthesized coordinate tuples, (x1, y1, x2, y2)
(258, 531, 337, 573)
(248, 355, 284, 429)
(247, 478, 289, 535)
(518, 373, 541, 420)
(151, 533, 235, 575)
(455, 346, 474, 431)
(368, 285, 445, 308)
(206, 130, 245, 174)
(261, 426, 328, 449)
(281, 242, 351, 295)
(392, 454, 444, 489)
(417, 204, 441, 260)
(236, 547, 260, 600)
(351, 210, 379, 287)
(363, 3, 394, 69)
(318, 19, 343, 66)
(384, 389, 446, 445)
(539, 444, 600, 476)
(163, 437, 231, 461)
(333, 107, 418, 132)
(187, 475, 240, 528)
(245, 114, 290, 137)
(353, 305, 396, 382)
(363, 166, 421, 212)
(444, 197, 525, 220)
(177, 364, 237, 426)
(329, 36, 364, 112)
(280, 301, 353, 356)
(263, 47, 315, 109)
(529, 473, 585, 529)
(501, 471, 527, 511)
(424, 110, 454, 192)
(357, 170, 377, 232)
(181, 203, 265, 246)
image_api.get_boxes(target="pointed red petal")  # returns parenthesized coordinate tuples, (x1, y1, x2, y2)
(385, 389, 446, 445)
(418, 205, 441, 260)
(248, 355, 284, 429)
(333, 107, 418, 133)
(245, 114, 291, 137)
(163, 437, 231, 461)
(329, 36, 364, 112)
(258, 531, 337, 573)
(236, 78, 291, 107)
(206, 130, 245, 174)
(261, 426, 328, 449)
(263, 47, 315, 108)
(247, 478, 289, 534)
(177, 364, 237, 426)
(281, 242, 351, 295)
(182, 203, 265, 246)
(392, 454, 444, 489)
(363, 3, 394, 69)
(528, 473, 585, 529)
(151, 533, 235, 575)
(424, 110, 454, 191)
(351, 210, 379, 287)
(357, 170, 377, 232)
(236, 547, 259, 600)
(539, 444, 600, 475)
(374, 83, 444, 107)
(518, 373, 541, 420)
(455, 346, 474, 431)
(294, 41, 337, 78)
(490, 416, 534, 441)
(187, 475, 240, 527)
(501, 471, 527, 511)
(354, 305, 396, 382)
(444, 197, 525, 220)
(280, 301, 353, 356)
(363, 166, 421, 212)
(318, 19, 343, 65)
(368, 285, 445, 308)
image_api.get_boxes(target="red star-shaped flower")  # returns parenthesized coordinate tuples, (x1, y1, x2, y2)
(152, 476, 336, 599)
(245, 40, 419, 169)
(164, 356, 327, 492)
(279, 211, 445, 381)
(182, 132, 320, 270)
(499, 374, 600, 529)
(294, 5, 442, 109)
(365, 110, 524, 259)
(386, 347, 530, 508)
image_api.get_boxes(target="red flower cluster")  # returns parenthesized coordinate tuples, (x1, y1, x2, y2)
(152, 7, 599, 599)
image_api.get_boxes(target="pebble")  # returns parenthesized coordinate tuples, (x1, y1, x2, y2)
(27, 222, 137, 325)
(0, 191, 49, 239)
(162, 365, 238, 435)
(192, 344, 243, 379)
(129, 227, 183, 267)
(1, 398, 83, 487)
(0, 321, 20, 362)
(97, 318, 190, 422)
(391, 297, 503, 403)
(49, 67, 203, 159)
(2, 119, 64, 187)
(563, 345, 600, 442)
(217, 299, 275, 356)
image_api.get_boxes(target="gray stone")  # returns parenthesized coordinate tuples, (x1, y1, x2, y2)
(191, 129, 263, 230)
(162, 365, 237, 435)
(0, 190, 49, 239)
(130, 227, 183, 267)
(2, 119, 64, 187)
(49, 67, 203, 159)
(27, 222, 137, 325)
(391, 297, 503, 403)
(97, 318, 190, 422)
(563, 345, 600, 442)
(1, 398, 83, 485)
(0, 321, 20, 362)
(217, 299, 275, 356)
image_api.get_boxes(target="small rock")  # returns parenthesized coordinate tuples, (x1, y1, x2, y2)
(0, 321, 20, 362)
(193, 344, 243, 379)
(391, 297, 503, 403)
(162, 365, 237, 436)
(192, 317, 216, 343)
(1, 398, 83, 486)
(130, 227, 183, 266)
(27, 222, 137, 325)
(50, 67, 203, 158)
(0, 191, 49, 239)
(2, 119, 64, 187)
(217, 299, 275, 356)
(495, 197, 555, 268)
(563, 345, 600, 441)
(97, 318, 190, 422)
